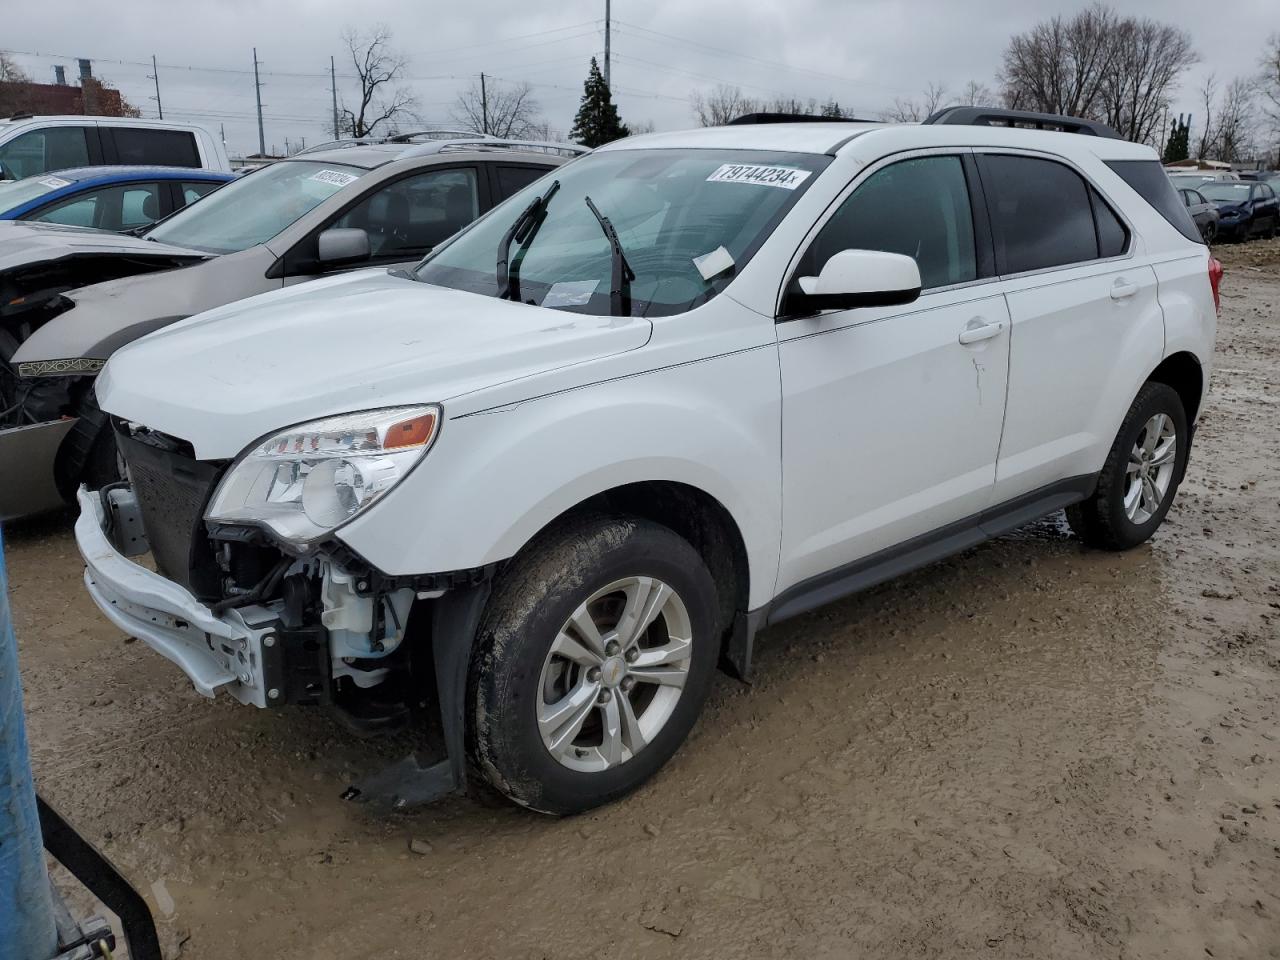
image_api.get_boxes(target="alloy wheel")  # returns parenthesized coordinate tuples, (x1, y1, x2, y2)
(536, 576, 692, 773)
(1124, 413, 1177, 524)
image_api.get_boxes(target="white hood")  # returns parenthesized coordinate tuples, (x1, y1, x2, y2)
(97, 268, 652, 459)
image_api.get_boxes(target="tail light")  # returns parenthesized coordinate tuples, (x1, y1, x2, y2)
(1208, 257, 1223, 314)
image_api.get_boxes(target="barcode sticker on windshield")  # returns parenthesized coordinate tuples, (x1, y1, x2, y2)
(693, 246, 735, 281)
(308, 169, 358, 188)
(706, 164, 810, 190)
(39, 176, 72, 189)
(542, 279, 599, 308)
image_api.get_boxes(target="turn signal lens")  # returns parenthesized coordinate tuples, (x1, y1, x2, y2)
(384, 411, 438, 450)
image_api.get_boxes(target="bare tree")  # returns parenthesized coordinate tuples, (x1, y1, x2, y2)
(1096, 17, 1197, 144)
(339, 26, 416, 138)
(1261, 34, 1280, 129)
(690, 85, 758, 126)
(452, 78, 543, 138)
(881, 81, 948, 122)
(1000, 3, 1121, 116)
(0, 53, 32, 117)
(0, 53, 28, 84)
(958, 80, 996, 107)
(1197, 75, 1257, 163)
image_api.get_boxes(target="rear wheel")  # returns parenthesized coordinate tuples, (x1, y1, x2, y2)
(1202, 221, 1217, 244)
(1066, 382, 1188, 551)
(468, 516, 719, 815)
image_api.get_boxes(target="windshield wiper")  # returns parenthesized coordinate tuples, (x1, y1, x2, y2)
(583, 196, 635, 318)
(497, 179, 559, 302)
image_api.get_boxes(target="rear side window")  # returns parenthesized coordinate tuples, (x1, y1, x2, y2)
(799, 154, 978, 290)
(979, 155, 1098, 274)
(108, 128, 200, 167)
(1105, 160, 1202, 244)
(495, 165, 551, 200)
(1089, 188, 1129, 259)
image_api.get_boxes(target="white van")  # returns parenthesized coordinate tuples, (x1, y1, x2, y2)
(0, 116, 230, 180)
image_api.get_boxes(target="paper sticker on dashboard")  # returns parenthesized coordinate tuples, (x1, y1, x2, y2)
(542, 279, 599, 308)
(308, 169, 359, 188)
(706, 164, 810, 189)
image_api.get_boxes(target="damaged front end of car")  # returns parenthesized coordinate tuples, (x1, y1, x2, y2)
(75, 415, 491, 809)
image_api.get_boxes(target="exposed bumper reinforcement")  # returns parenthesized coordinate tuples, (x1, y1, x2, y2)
(74, 486, 278, 706)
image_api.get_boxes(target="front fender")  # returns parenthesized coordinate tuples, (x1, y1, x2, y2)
(337, 344, 783, 609)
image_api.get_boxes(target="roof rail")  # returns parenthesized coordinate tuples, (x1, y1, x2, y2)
(6, 112, 34, 122)
(294, 129, 498, 156)
(395, 137, 589, 160)
(922, 106, 1122, 139)
(728, 112, 873, 125)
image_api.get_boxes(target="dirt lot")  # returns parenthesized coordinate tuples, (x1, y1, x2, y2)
(7, 240, 1280, 959)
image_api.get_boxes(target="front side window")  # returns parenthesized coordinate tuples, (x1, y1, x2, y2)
(0, 173, 75, 212)
(331, 167, 479, 258)
(0, 127, 90, 180)
(981, 155, 1101, 273)
(31, 182, 163, 230)
(797, 155, 977, 291)
(180, 181, 220, 204)
(416, 148, 829, 317)
(146, 160, 366, 254)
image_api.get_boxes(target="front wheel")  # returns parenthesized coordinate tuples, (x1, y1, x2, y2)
(468, 516, 720, 815)
(1066, 381, 1189, 551)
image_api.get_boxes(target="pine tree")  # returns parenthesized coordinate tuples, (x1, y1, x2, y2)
(1162, 117, 1190, 164)
(570, 57, 630, 148)
(820, 99, 845, 119)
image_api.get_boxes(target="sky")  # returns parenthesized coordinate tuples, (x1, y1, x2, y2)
(2, 0, 1274, 157)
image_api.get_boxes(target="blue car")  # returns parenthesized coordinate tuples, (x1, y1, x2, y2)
(0, 166, 233, 232)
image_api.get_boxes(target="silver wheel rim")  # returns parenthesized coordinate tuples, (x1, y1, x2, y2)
(536, 576, 692, 773)
(1124, 413, 1176, 524)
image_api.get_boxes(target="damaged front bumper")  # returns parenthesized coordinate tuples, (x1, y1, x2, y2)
(75, 486, 286, 706)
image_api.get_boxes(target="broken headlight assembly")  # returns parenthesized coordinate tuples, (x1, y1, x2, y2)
(206, 404, 441, 546)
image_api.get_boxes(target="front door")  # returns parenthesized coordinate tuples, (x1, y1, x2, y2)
(775, 152, 1009, 599)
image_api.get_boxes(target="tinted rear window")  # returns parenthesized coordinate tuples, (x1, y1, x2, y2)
(1106, 160, 1202, 244)
(108, 128, 200, 167)
(979, 154, 1099, 274)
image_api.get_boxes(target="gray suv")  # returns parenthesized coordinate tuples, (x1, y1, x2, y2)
(0, 133, 581, 519)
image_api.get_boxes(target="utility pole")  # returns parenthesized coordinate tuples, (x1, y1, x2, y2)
(149, 54, 163, 120)
(252, 47, 266, 156)
(330, 55, 340, 140)
(480, 72, 489, 134)
(604, 0, 611, 88)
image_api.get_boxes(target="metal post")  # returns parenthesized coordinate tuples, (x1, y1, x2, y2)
(150, 54, 163, 120)
(330, 55, 339, 140)
(253, 48, 266, 156)
(480, 72, 489, 135)
(0, 530, 57, 959)
(604, 0, 611, 88)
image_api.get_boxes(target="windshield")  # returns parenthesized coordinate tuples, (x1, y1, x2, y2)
(0, 173, 74, 212)
(1198, 182, 1252, 202)
(415, 148, 830, 317)
(146, 160, 366, 253)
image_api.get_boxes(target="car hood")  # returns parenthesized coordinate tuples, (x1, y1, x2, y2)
(98, 269, 653, 459)
(0, 219, 207, 272)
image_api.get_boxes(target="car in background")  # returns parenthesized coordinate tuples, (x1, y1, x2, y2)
(1178, 186, 1220, 242)
(1167, 171, 1240, 190)
(1197, 180, 1280, 240)
(0, 134, 583, 520)
(0, 166, 231, 230)
(1238, 170, 1280, 184)
(0, 116, 230, 179)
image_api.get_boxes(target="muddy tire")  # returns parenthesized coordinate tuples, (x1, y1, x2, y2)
(468, 515, 719, 816)
(1066, 381, 1189, 551)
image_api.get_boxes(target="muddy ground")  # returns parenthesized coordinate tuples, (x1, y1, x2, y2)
(6, 241, 1280, 959)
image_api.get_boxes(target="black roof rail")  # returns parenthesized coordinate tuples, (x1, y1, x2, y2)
(923, 106, 1122, 139)
(7, 112, 34, 121)
(728, 112, 872, 125)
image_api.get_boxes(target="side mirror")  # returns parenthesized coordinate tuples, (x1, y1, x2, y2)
(786, 249, 922, 315)
(317, 227, 370, 265)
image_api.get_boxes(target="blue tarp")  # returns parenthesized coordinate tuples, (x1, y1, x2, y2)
(0, 529, 55, 959)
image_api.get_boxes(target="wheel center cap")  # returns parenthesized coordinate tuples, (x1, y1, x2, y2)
(600, 656, 627, 688)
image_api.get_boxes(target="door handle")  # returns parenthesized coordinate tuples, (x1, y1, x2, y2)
(1110, 278, 1138, 300)
(958, 319, 1005, 345)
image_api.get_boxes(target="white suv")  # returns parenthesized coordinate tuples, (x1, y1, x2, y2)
(75, 109, 1220, 815)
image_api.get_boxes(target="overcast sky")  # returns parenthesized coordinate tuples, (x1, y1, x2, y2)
(3, 0, 1274, 156)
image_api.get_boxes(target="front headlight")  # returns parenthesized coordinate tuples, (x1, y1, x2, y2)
(206, 405, 441, 545)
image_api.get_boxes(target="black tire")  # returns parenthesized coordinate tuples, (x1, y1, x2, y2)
(1066, 381, 1189, 551)
(53, 387, 122, 499)
(1202, 221, 1217, 244)
(468, 515, 720, 816)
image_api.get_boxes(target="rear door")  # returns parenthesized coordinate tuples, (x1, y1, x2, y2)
(977, 152, 1164, 503)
